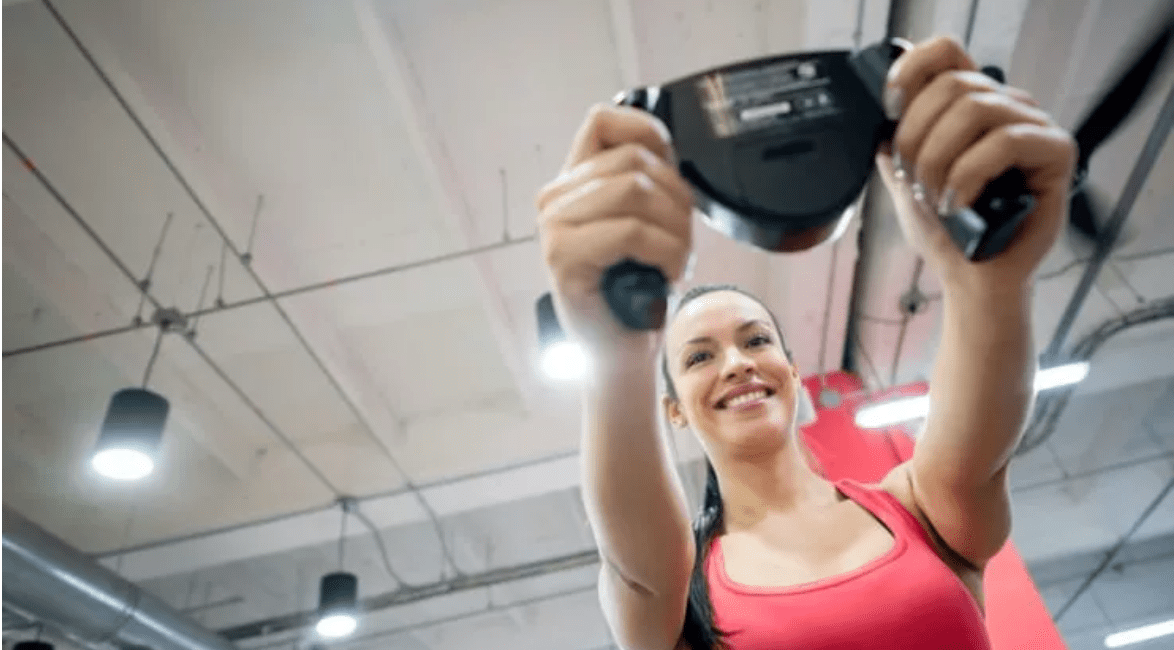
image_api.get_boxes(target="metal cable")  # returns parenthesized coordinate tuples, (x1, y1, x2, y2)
(5, 131, 345, 496)
(4, 134, 156, 310)
(3, 235, 534, 359)
(1053, 473, 1174, 621)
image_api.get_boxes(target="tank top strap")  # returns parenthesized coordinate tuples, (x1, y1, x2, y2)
(833, 477, 935, 549)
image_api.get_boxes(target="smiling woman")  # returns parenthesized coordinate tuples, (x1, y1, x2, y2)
(535, 33, 1077, 650)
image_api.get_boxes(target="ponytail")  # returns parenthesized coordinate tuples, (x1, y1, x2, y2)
(681, 460, 728, 650)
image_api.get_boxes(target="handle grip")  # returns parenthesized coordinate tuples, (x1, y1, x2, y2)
(599, 88, 671, 331)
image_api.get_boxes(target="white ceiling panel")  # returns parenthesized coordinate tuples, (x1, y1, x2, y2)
(377, 0, 622, 245)
(188, 302, 406, 495)
(1048, 376, 1174, 475)
(2, 2, 264, 310)
(46, 0, 458, 292)
(1011, 455, 1174, 565)
(2, 188, 142, 351)
(1008, 440, 1068, 491)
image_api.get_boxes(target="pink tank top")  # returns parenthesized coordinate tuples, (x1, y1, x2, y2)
(704, 478, 991, 649)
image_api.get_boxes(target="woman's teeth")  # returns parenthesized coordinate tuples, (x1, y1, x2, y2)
(726, 390, 768, 408)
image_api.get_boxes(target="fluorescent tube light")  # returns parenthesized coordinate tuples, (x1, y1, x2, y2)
(854, 362, 1090, 428)
(1105, 618, 1174, 647)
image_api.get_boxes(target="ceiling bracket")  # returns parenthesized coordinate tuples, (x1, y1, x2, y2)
(150, 307, 189, 333)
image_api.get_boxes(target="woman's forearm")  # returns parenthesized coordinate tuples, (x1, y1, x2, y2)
(920, 284, 1036, 487)
(580, 340, 696, 597)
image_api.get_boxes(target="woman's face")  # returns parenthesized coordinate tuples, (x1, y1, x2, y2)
(663, 291, 800, 456)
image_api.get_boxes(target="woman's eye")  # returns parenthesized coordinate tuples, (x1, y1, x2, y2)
(748, 334, 772, 347)
(685, 351, 711, 367)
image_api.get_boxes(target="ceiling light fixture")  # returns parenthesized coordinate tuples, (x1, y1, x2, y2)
(854, 361, 1090, 429)
(316, 503, 359, 639)
(315, 573, 359, 639)
(14, 627, 53, 650)
(91, 327, 171, 481)
(1105, 618, 1174, 647)
(536, 293, 587, 380)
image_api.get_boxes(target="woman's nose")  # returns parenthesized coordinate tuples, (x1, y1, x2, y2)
(722, 348, 756, 379)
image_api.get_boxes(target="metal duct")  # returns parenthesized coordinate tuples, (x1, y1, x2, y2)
(2, 506, 236, 650)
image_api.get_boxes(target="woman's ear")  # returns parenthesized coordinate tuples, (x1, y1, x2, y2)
(662, 395, 687, 429)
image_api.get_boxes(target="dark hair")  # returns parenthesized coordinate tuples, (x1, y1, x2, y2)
(661, 285, 789, 650)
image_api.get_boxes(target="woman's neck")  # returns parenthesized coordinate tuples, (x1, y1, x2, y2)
(714, 435, 835, 531)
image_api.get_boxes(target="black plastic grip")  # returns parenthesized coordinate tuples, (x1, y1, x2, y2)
(600, 88, 671, 331)
(601, 260, 670, 330)
(942, 168, 1035, 261)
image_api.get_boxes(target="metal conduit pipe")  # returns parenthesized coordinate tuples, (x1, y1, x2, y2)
(2, 507, 236, 650)
(1015, 295, 1174, 456)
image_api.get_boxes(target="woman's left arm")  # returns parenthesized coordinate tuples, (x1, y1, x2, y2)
(876, 36, 1077, 569)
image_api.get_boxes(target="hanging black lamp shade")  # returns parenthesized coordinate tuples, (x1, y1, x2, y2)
(536, 293, 565, 348)
(91, 387, 169, 480)
(316, 571, 359, 638)
(15, 642, 54, 650)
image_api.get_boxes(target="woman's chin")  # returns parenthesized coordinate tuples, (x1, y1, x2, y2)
(723, 416, 791, 448)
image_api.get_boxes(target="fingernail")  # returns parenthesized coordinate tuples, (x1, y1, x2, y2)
(650, 117, 673, 144)
(938, 188, 957, 216)
(883, 85, 904, 121)
(684, 250, 697, 282)
(637, 147, 662, 168)
(565, 161, 593, 180)
(635, 172, 655, 191)
(911, 182, 926, 204)
(892, 150, 906, 180)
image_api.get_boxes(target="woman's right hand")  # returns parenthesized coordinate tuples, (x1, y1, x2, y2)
(535, 104, 695, 360)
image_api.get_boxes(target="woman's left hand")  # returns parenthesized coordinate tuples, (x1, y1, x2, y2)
(876, 35, 1077, 295)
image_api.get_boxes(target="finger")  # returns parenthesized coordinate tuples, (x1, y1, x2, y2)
(913, 92, 1052, 205)
(885, 35, 977, 120)
(874, 151, 905, 196)
(537, 143, 694, 214)
(544, 216, 692, 289)
(893, 70, 1003, 172)
(1003, 85, 1039, 107)
(563, 104, 674, 172)
(940, 123, 1077, 216)
(540, 170, 693, 243)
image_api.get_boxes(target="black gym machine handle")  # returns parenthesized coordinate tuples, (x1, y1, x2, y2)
(601, 42, 1036, 331)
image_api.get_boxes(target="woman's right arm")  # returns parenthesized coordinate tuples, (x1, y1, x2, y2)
(584, 343, 696, 650)
(535, 105, 697, 650)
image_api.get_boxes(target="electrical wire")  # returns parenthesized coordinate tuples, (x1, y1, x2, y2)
(348, 504, 409, 588)
(141, 327, 165, 388)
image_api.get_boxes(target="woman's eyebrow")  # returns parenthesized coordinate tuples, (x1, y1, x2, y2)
(681, 320, 771, 347)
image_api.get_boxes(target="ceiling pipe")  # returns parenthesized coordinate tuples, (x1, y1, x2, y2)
(2, 506, 236, 650)
(1041, 72, 1174, 362)
(216, 547, 601, 642)
(1015, 295, 1174, 456)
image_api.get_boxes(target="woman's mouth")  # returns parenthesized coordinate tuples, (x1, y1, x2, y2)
(718, 388, 774, 410)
